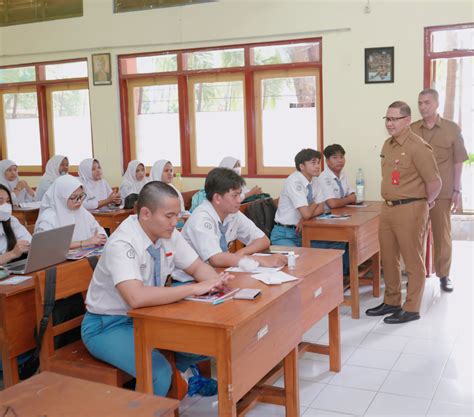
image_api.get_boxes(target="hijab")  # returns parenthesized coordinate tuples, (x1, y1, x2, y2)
(79, 158, 112, 208)
(120, 160, 148, 198)
(36, 155, 67, 202)
(150, 160, 185, 212)
(0, 159, 35, 204)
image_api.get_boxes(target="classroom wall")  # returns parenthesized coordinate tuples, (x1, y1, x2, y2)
(1, 0, 472, 198)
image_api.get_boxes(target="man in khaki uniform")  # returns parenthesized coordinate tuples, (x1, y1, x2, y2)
(366, 101, 441, 324)
(411, 89, 468, 292)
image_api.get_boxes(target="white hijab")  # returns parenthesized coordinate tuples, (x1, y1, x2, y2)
(36, 175, 105, 241)
(36, 155, 67, 202)
(0, 159, 35, 204)
(120, 160, 148, 199)
(218, 156, 249, 198)
(150, 160, 185, 212)
(79, 158, 112, 209)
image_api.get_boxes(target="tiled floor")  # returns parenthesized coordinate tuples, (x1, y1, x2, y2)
(181, 241, 474, 416)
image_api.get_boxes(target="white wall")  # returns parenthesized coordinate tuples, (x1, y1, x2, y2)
(1, 0, 472, 198)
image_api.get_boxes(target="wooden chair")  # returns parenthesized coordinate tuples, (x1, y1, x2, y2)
(181, 189, 199, 211)
(34, 259, 132, 387)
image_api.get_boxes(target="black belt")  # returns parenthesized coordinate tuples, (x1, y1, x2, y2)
(275, 222, 297, 229)
(385, 198, 425, 207)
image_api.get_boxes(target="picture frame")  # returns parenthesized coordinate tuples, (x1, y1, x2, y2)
(365, 47, 394, 84)
(92, 53, 112, 86)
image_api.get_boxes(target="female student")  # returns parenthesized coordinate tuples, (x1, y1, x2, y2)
(150, 160, 185, 213)
(35, 155, 69, 202)
(0, 160, 35, 206)
(0, 184, 31, 264)
(79, 158, 121, 210)
(218, 156, 262, 200)
(35, 175, 107, 249)
(119, 160, 148, 199)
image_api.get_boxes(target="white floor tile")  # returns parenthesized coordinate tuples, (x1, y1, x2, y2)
(303, 319, 329, 343)
(309, 385, 376, 415)
(245, 403, 306, 416)
(380, 371, 441, 399)
(442, 354, 473, 379)
(392, 352, 448, 377)
(428, 400, 474, 415)
(302, 345, 356, 365)
(303, 407, 356, 416)
(298, 358, 336, 383)
(346, 347, 400, 370)
(432, 377, 474, 405)
(365, 392, 430, 415)
(329, 364, 388, 391)
(402, 337, 454, 357)
(273, 378, 326, 407)
(359, 333, 410, 353)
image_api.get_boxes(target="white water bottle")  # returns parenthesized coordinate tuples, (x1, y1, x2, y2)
(356, 168, 365, 203)
(288, 251, 296, 270)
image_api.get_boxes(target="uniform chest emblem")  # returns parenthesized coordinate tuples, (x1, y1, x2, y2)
(204, 222, 213, 230)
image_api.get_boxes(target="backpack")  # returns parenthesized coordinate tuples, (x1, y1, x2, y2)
(244, 198, 277, 238)
(190, 189, 206, 213)
(241, 192, 271, 204)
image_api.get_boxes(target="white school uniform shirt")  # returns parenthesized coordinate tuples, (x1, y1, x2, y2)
(274, 171, 324, 226)
(0, 216, 32, 255)
(181, 199, 264, 262)
(35, 155, 66, 202)
(150, 160, 185, 212)
(85, 215, 198, 316)
(0, 159, 36, 205)
(79, 158, 113, 210)
(319, 168, 354, 208)
(119, 160, 148, 199)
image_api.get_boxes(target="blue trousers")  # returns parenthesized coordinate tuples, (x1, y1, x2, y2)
(270, 224, 349, 274)
(81, 312, 207, 396)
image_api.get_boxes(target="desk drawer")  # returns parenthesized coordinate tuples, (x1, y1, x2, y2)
(230, 286, 302, 401)
(300, 257, 343, 333)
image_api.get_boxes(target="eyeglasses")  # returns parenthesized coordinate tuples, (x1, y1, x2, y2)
(383, 116, 408, 122)
(68, 192, 87, 203)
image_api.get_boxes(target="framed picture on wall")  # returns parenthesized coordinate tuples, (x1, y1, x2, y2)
(92, 53, 112, 86)
(365, 47, 394, 84)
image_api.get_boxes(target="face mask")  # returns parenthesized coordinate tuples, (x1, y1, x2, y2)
(59, 171, 67, 176)
(0, 203, 12, 222)
(233, 167, 242, 176)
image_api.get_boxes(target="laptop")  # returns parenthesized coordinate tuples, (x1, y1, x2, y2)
(6, 224, 75, 275)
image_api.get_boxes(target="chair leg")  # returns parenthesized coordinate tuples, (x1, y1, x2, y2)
(163, 350, 187, 402)
(197, 360, 212, 378)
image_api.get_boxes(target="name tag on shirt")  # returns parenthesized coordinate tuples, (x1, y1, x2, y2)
(392, 170, 400, 185)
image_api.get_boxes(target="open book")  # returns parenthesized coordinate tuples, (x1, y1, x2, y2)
(317, 213, 351, 220)
(185, 287, 240, 303)
(67, 246, 104, 260)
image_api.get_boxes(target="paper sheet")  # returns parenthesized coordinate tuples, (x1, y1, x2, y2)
(0, 275, 32, 285)
(250, 271, 298, 285)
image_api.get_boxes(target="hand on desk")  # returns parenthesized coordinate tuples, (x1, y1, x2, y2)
(13, 240, 30, 257)
(193, 272, 234, 296)
(256, 254, 287, 268)
(86, 231, 107, 246)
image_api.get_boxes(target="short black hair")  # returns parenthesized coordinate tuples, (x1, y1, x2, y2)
(137, 181, 179, 216)
(294, 149, 321, 171)
(388, 101, 411, 117)
(205, 168, 245, 201)
(323, 144, 346, 159)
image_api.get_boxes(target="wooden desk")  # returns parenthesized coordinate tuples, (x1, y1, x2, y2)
(0, 371, 179, 417)
(332, 200, 383, 213)
(91, 208, 133, 234)
(130, 276, 303, 417)
(12, 208, 39, 226)
(302, 211, 380, 319)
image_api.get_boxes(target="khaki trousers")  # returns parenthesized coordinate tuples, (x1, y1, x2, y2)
(379, 200, 429, 312)
(429, 199, 452, 278)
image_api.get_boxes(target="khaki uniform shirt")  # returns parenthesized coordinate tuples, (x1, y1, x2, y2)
(380, 128, 440, 201)
(411, 116, 468, 199)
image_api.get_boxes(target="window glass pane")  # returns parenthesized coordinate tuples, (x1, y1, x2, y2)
(183, 48, 244, 70)
(0, 66, 36, 84)
(3, 92, 42, 165)
(261, 76, 317, 166)
(120, 55, 177, 75)
(44, 61, 88, 80)
(133, 84, 181, 166)
(193, 80, 245, 167)
(431, 28, 474, 53)
(251, 42, 320, 66)
(51, 89, 93, 165)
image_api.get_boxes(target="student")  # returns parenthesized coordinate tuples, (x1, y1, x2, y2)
(0, 184, 31, 264)
(0, 160, 35, 206)
(81, 181, 229, 396)
(79, 158, 121, 210)
(319, 144, 356, 209)
(218, 157, 262, 200)
(270, 149, 325, 247)
(150, 160, 185, 213)
(119, 160, 148, 200)
(35, 155, 69, 202)
(35, 175, 107, 249)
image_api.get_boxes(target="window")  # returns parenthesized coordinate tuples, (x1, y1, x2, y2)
(0, 59, 93, 173)
(114, 0, 216, 13)
(119, 39, 323, 177)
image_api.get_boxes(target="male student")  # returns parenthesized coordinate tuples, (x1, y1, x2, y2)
(319, 144, 356, 209)
(182, 167, 286, 268)
(82, 181, 230, 397)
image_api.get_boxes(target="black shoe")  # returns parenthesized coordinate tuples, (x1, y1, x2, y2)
(365, 303, 402, 317)
(384, 310, 420, 324)
(440, 277, 454, 292)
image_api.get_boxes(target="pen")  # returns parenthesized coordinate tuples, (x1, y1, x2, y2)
(212, 297, 233, 305)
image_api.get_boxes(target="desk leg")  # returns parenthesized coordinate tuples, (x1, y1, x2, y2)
(134, 320, 154, 394)
(283, 347, 300, 417)
(216, 334, 237, 417)
(1, 353, 19, 387)
(328, 306, 341, 372)
(372, 251, 381, 297)
(349, 243, 360, 319)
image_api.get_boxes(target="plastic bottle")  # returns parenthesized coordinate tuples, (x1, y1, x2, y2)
(356, 168, 365, 203)
(174, 172, 183, 192)
(288, 251, 296, 270)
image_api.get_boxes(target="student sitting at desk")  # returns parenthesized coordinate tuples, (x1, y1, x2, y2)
(35, 155, 69, 202)
(119, 159, 148, 200)
(319, 144, 356, 209)
(150, 160, 185, 213)
(182, 167, 286, 268)
(0, 184, 31, 264)
(35, 175, 107, 249)
(81, 181, 229, 397)
(79, 158, 121, 210)
(219, 156, 262, 201)
(0, 160, 35, 206)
